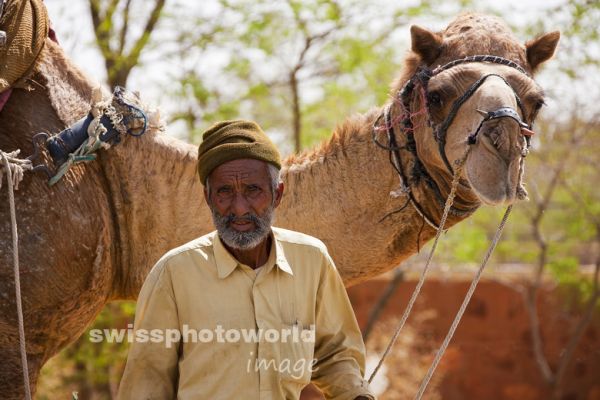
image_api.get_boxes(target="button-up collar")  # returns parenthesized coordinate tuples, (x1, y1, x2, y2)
(213, 230, 294, 279)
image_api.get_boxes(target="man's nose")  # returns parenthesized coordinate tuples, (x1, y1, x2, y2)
(230, 192, 251, 216)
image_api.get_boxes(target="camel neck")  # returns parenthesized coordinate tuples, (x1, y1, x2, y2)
(102, 133, 209, 298)
(275, 110, 441, 285)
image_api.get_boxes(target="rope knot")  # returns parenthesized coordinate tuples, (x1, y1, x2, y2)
(0, 150, 33, 190)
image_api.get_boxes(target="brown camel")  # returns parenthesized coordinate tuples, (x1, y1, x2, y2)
(0, 12, 559, 399)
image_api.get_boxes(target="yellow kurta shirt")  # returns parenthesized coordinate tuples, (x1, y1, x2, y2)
(117, 227, 375, 400)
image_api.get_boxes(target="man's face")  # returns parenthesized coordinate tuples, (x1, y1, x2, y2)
(204, 158, 283, 250)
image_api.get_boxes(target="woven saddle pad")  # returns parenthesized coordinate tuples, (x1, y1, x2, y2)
(0, 0, 49, 93)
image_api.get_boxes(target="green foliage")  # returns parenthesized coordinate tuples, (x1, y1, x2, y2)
(548, 257, 580, 286)
(168, 0, 431, 148)
(38, 302, 135, 399)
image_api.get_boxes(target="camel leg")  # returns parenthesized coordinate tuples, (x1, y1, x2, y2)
(0, 348, 42, 400)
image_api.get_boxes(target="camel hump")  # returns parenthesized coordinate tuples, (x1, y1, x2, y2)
(0, 0, 49, 92)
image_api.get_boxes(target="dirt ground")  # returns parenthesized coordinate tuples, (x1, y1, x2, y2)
(302, 277, 600, 400)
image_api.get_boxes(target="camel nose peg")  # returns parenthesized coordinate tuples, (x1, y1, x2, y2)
(520, 126, 535, 136)
(0, 31, 6, 47)
(476, 109, 490, 118)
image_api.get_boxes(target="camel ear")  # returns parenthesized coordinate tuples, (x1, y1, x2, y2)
(410, 25, 443, 65)
(526, 31, 560, 71)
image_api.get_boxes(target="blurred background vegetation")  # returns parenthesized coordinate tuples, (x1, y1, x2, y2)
(37, 0, 599, 398)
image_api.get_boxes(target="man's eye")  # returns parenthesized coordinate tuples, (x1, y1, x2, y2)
(217, 187, 232, 194)
(247, 185, 260, 192)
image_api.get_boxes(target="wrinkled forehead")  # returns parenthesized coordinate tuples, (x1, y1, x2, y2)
(209, 158, 271, 185)
(428, 63, 541, 94)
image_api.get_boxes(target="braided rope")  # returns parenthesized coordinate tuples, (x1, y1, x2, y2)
(432, 55, 529, 76)
(0, 150, 33, 190)
(414, 205, 513, 399)
(0, 151, 32, 400)
(368, 146, 472, 383)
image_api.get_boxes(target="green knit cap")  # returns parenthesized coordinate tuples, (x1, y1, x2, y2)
(197, 120, 282, 185)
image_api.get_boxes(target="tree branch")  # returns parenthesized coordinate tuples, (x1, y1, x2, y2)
(523, 115, 594, 387)
(552, 234, 600, 398)
(118, 0, 133, 55)
(125, 0, 166, 71)
(362, 268, 405, 342)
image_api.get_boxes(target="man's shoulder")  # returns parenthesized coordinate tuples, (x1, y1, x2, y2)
(140, 232, 217, 296)
(272, 227, 328, 254)
(158, 231, 217, 265)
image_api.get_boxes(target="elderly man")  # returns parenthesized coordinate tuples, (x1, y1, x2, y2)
(117, 120, 375, 399)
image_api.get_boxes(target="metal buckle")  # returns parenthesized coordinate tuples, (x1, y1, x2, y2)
(26, 133, 55, 179)
(0, 0, 7, 47)
(0, 0, 7, 21)
(476, 107, 529, 128)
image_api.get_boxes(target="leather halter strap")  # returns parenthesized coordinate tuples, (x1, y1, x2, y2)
(433, 72, 529, 175)
(374, 55, 534, 227)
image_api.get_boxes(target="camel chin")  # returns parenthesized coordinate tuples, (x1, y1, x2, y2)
(464, 135, 522, 206)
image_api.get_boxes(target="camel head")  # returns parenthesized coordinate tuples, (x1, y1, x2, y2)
(398, 14, 560, 205)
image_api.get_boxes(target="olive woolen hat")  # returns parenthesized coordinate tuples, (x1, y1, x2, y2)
(197, 120, 282, 184)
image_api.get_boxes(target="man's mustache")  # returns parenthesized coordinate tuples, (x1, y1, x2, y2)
(224, 213, 260, 225)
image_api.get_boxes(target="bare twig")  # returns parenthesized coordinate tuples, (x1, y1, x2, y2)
(362, 268, 405, 342)
(522, 117, 588, 384)
(552, 259, 599, 399)
(521, 114, 598, 390)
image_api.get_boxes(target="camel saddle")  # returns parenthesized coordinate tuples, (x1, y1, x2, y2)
(0, 0, 49, 93)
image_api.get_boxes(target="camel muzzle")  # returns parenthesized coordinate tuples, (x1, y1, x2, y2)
(469, 107, 532, 148)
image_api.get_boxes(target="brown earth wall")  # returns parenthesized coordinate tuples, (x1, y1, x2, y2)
(301, 278, 600, 400)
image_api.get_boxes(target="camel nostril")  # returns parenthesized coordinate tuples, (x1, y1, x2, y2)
(485, 129, 502, 148)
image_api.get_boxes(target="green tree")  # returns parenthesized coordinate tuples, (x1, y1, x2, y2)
(170, 0, 440, 149)
(89, 0, 166, 88)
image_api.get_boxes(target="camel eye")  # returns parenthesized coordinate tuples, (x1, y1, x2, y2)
(534, 99, 545, 111)
(427, 91, 443, 107)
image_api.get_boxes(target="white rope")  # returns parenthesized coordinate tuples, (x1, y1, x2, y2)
(368, 147, 471, 383)
(0, 149, 32, 190)
(87, 87, 116, 150)
(0, 150, 32, 400)
(414, 205, 513, 399)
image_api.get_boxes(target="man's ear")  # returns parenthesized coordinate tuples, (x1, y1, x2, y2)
(273, 181, 284, 208)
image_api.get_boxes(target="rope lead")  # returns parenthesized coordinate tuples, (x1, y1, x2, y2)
(414, 205, 513, 400)
(1, 151, 32, 400)
(368, 147, 472, 384)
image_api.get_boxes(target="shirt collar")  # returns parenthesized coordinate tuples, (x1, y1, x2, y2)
(213, 230, 293, 279)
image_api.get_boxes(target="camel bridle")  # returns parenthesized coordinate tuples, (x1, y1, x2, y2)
(400, 55, 535, 173)
(374, 55, 535, 229)
(369, 56, 539, 399)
